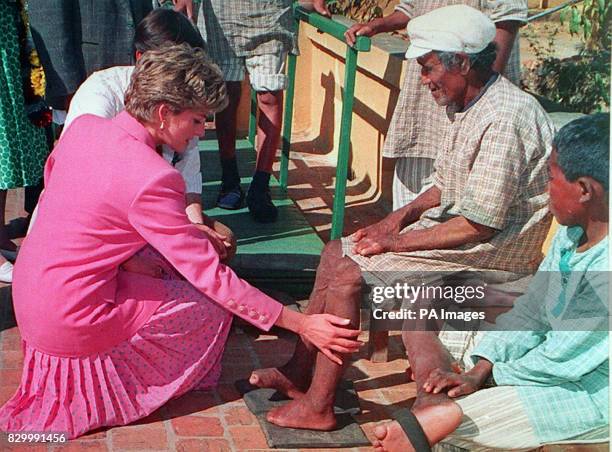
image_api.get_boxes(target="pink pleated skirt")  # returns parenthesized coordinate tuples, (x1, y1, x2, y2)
(0, 247, 233, 438)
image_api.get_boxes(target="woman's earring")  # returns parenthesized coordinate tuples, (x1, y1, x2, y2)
(160, 121, 165, 130)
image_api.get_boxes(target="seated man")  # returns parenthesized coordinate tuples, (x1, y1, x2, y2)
(249, 6, 554, 430)
(63, 9, 236, 268)
(373, 113, 610, 450)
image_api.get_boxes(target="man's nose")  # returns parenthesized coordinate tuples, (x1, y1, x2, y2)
(419, 71, 431, 86)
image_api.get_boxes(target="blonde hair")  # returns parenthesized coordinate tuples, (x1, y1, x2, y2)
(125, 43, 228, 122)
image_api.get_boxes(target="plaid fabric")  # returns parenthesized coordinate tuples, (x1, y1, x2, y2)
(198, 0, 297, 65)
(28, 0, 152, 107)
(215, 52, 288, 91)
(392, 156, 435, 209)
(384, 0, 527, 159)
(345, 76, 554, 277)
(471, 226, 609, 444)
(435, 386, 541, 451)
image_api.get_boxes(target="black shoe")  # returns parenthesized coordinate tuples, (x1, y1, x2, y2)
(217, 185, 244, 210)
(246, 188, 278, 223)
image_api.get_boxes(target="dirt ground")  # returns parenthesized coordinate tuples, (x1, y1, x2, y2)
(520, 13, 583, 64)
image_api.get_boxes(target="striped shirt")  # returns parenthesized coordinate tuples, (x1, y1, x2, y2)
(473, 225, 609, 443)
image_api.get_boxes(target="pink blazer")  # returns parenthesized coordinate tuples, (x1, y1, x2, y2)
(13, 112, 282, 357)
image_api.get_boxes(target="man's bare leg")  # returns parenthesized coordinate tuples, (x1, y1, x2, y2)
(265, 244, 362, 430)
(255, 90, 282, 174)
(249, 241, 353, 398)
(371, 332, 463, 451)
(246, 90, 283, 222)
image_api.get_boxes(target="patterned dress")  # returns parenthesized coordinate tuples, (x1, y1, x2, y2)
(0, 1, 48, 190)
(385, 0, 528, 208)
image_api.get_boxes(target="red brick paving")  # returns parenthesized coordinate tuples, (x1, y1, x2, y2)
(0, 321, 410, 451)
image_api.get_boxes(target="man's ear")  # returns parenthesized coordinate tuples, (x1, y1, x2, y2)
(577, 177, 601, 203)
(459, 54, 471, 75)
(135, 50, 143, 61)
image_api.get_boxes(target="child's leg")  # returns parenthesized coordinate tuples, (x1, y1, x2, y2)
(255, 90, 283, 174)
(215, 56, 246, 210)
(245, 53, 288, 223)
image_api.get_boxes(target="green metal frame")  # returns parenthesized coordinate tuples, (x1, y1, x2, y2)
(247, 5, 371, 240)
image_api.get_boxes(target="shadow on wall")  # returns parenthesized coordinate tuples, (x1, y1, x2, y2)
(285, 42, 406, 238)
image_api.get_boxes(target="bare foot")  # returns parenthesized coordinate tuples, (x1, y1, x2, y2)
(266, 398, 337, 430)
(249, 367, 308, 399)
(372, 402, 463, 452)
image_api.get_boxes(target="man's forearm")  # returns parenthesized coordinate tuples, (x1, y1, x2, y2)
(395, 215, 495, 253)
(368, 10, 410, 34)
(467, 359, 493, 386)
(389, 185, 441, 231)
(493, 21, 520, 74)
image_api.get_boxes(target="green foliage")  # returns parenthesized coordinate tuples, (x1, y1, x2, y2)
(327, 0, 391, 22)
(527, 52, 610, 113)
(523, 1, 611, 114)
(559, 0, 611, 51)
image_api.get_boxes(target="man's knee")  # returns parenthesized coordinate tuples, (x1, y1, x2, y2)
(257, 90, 282, 108)
(322, 240, 343, 259)
(319, 240, 361, 285)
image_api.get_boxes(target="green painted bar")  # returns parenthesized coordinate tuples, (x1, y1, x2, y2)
(330, 45, 359, 240)
(293, 6, 371, 52)
(280, 53, 297, 191)
(248, 88, 257, 145)
(198, 138, 324, 289)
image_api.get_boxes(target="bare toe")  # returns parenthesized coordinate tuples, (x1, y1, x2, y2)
(249, 367, 306, 399)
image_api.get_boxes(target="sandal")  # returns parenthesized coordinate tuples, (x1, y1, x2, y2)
(393, 409, 432, 452)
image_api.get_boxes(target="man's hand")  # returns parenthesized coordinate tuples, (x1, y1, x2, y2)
(423, 359, 492, 397)
(344, 22, 377, 47)
(298, 314, 362, 365)
(210, 220, 237, 263)
(350, 218, 400, 256)
(121, 255, 164, 279)
(172, 0, 196, 22)
(299, 0, 331, 17)
(194, 223, 230, 261)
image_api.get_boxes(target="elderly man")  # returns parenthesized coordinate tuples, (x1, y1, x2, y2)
(346, 0, 527, 210)
(248, 5, 555, 434)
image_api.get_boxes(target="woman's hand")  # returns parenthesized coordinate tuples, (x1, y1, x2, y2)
(298, 314, 362, 365)
(120, 255, 164, 279)
(210, 220, 237, 262)
(299, 0, 331, 17)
